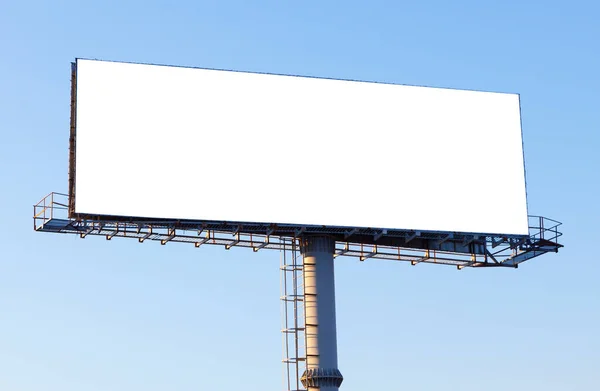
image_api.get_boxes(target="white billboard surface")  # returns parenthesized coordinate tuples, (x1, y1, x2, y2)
(74, 59, 528, 235)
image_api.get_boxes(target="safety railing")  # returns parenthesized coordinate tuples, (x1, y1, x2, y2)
(528, 215, 563, 244)
(33, 192, 69, 231)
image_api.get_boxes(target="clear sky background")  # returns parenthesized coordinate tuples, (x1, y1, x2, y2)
(1, 1, 598, 390)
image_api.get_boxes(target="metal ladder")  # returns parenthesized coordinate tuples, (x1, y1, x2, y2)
(280, 238, 306, 391)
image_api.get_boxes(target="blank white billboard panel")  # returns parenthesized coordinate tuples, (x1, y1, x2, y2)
(74, 59, 528, 235)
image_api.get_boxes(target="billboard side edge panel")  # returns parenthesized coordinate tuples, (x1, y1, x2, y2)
(68, 61, 77, 217)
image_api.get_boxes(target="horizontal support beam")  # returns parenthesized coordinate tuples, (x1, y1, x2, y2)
(253, 236, 270, 252)
(161, 228, 176, 245)
(360, 246, 377, 261)
(225, 233, 240, 250)
(194, 232, 211, 247)
(138, 229, 153, 243)
(411, 250, 430, 265)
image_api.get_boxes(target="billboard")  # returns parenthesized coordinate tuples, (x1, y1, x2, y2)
(71, 59, 528, 236)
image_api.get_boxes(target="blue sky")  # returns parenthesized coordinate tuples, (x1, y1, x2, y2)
(1, 1, 598, 390)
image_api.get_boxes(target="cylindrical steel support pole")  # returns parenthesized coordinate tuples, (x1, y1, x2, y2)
(300, 236, 343, 390)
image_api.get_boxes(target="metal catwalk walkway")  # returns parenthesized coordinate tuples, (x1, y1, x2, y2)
(34, 192, 562, 269)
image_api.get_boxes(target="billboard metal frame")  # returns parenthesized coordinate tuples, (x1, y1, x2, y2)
(56, 59, 562, 268)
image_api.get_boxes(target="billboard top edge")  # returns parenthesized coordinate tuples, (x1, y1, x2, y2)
(74, 57, 521, 97)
